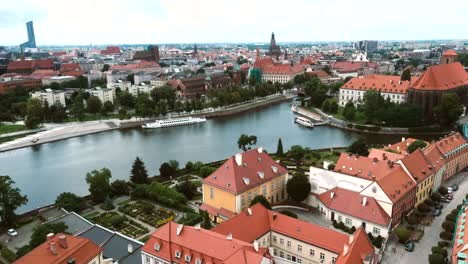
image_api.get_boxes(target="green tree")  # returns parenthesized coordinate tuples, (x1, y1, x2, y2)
(185, 161, 194, 172)
(176, 179, 196, 200)
(401, 68, 411, 81)
(276, 138, 284, 156)
(201, 210, 212, 229)
(159, 162, 176, 178)
(362, 91, 385, 124)
(30, 222, 68, 248)
(407, 140, 427, 153)
(0, 176, 28, 226)
(237, 134, 257, 151)
(102, 101, 114, 115)
(135, 93, 154, 117)
(110, 180, 129, 195)
(130, 156, 149, 184)
(321, 98, 338, 114)
(343, 101, 356, 121)
(287, 173, 311, 202)
(86, 96, 102, 115)
(322, 65, 332, 75)
(25, 98, 43, 129)
(117, 91, 135, 108)
(347, 139, 369, 156)
(71, 93, 85, 121)
(428, 254, 446, 264)
(249, 195, 272, 209)
(169, 160, 179, 171)
(159, 100, 168, 116)
(288, 145, 306, 163)
(55, 192, 85, 212)
(434, 93, 464, 126)
(395, 226, 411, 243)
(85, 168, 112, 203)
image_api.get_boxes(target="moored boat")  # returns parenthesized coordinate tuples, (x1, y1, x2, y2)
(142, 116, 207, 129)
(294, 116, 314, 128)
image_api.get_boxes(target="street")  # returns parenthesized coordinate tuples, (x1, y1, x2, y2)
(382, 171, 467, 264)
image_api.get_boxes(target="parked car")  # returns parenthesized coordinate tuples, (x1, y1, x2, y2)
(433, 209, 441, 216)
(452, 185, 459, 191)
(446, 193, 454, 200)
(441, 197, 450, 203)
(435, 204, 443, 210)
(405, 240, 415, 252)
(448, 187, 453, 194)
(7, 229, 18, 237)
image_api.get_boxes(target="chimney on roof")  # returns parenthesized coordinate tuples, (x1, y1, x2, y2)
(47, 233, 55, 241)
(49, 242, 58, 255)
(235, 153, 242, 166)
(227, 233, 233, 240)
(349, 234, 355, 244)
(58, 235, 68, 249)
(257, 147, 263, 153)
(128, 243, 133, 253)
(253, 240, 259, 252)
(362, 197, 367, 206)
(176, 224, 184, 236)
(343, 244, 349, 256)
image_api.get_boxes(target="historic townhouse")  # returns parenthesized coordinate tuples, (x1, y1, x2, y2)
(201, 148, 288, 223)
(423, 143, 446, 192)
(435, 132, 468, 180)
(399, 149, 435, 207)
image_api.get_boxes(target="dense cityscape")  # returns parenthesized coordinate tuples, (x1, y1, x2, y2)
(1, 2, 468, 264)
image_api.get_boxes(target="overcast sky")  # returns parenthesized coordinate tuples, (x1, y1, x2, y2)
(1, 0, 467, 46)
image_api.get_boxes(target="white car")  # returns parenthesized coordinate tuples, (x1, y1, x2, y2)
(7, 229, 17, 237)
(448, 187, 453, 194)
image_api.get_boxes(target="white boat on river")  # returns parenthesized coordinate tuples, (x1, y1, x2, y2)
(142, 116, 207, 129)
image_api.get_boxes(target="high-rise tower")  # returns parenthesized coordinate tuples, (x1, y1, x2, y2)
(19, 21, 36, 52)
(268, 32, 281, 59)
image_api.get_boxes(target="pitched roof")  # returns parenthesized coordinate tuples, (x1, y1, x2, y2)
(368, 149, 404, 163)
(335, 228, 377, 264)
(452, 204, 468, 264)
(410, 62, 468, 90)
(212, 203, 351, 254)
(7, 59, 54, 71)
(341, 74, 416, 94)
(401, 149, 433, 183)
(423, 143, 446, 172)
(334, 152, 397, 180)
(142, 221, 268, 264)
(60, 63, 81, 72)
(319, 187, 391, 226)
(203, 148, 287, 194)
(331, 61, 377, 73)
(435, 132, 467, 156)
(262, 64, 303, 75)
(14, 233, 102, 264)
(387, 138, 422, 155)
(307, 70, 330, 78)
(376, 166, 415, 203)
(443, 49, 458, 56)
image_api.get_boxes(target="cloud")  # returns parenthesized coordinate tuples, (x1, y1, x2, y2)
(0, 0, 467, 46)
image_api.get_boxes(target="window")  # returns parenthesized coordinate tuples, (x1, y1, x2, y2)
(297, 244, 302, 252)
(273, 235, 277, 243)
(287, 254, 292, 261)
(297, 258, 302, 264)
(320, 253, 325, 260)
(262, 185, 267, 195)
(279, 251, 284, 258)
(287, 240, 291, 248)
(280, 238, 284, 245)
(254, 190, 258, 197)
(271, 182, 274, 191)
(345, 218, 352, 226)
(332, 257, 337, 263)
(209, 188, 214, 199)
(338, 215, 342, 222)
(273, 248, 277, 256)
(373, 227, 380, 235)
(248, 192, 252, 202)
(175, 251, 181, 259)
(310, 249, 315, 256)
(241, 195, 245, 206)
(195, 259, 202, 264)
(185, 254, 192, 262)
(145, 256, 151, 264)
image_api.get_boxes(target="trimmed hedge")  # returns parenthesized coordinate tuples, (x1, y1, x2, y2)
(431, 246, 448, 257)
(438, 241, 450, 248)
(442, 221, 455, 233)
(440, 231, 453, 241)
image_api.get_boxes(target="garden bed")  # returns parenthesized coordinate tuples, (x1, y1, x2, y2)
(88, 211, 149, 238)
(118, 200, 175, 227)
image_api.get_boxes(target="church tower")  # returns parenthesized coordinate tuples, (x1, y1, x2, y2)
(441, 49, 458, 64)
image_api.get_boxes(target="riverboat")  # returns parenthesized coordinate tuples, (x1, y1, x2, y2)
(294, 116, 314, 128)
(142, 117, 207, 129)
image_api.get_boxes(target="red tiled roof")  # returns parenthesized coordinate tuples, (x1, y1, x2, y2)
(331, 61, 377, 73)
(110, 61, 160, 70)
(335, 228, 377, 264)
(14, 233, 102, 264)
(253, 57, 273, 69)
(203, 148, 287, 195)
(334, 152, 397, 180)
(341, 74, 416, 94)
(7, 59, 54, 71)
(262, 64, 303, 75)
(213, 203, 351, 254)
(423, 143, 446, 172)
(435, 132, 467, 155)
(307, 70, 330, 78)
(60, 63, 81, 72)
(100, 46, 121, 55)
(30, 70, 59, 79)
(410, 62, 468, 91)
(443, 49, 458, 56)
(387, 138, 422, 155)
(452, 206, 468, 264)
(142, 221, 268, 264)
(401, 149, 433, 184)
(319, 187, 391, 226)
(200, 203, 235, 219)
(368, 149, 404, 163)
(376, 166, 415, 203)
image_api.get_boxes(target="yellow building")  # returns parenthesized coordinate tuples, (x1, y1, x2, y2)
(400, 149, 435, 207)
(201, 147, 289, 223)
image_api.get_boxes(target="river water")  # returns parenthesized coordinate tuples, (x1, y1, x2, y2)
(0, 100, 435, 213)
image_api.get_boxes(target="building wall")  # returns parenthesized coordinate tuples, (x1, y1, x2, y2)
(32, 91, 66, 107)
(141, 251, 171, 264)
(360, 182, 393, 216)
(262, 73, 296, 84)
(237, 173, 288, 212)
(90, 89, 115, 104)
(338, 88, 405, 107)
(444, 146, 468, 180)
(415, 174, 434, 207)
(433, 165, 446, 191)
(317, 201, 390, 238)
(202, 184, 237, 215)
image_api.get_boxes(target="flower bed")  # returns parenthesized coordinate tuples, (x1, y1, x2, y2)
(88, 211, 149, 238)
(118, 200, 176, 226)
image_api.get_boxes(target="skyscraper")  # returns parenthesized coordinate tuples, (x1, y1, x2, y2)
(20, 21, 36, 51)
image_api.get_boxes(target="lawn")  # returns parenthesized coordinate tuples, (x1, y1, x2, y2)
(0, 124, 26, 135)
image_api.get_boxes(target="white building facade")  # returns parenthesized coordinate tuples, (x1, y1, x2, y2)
(89, 88, 115, 104)
(32, 89, 66, 107)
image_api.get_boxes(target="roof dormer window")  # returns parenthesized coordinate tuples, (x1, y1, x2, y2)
(154, 243, 160, 251)
(271, 166, 278, 173)
(195, 259, 203, 264)
(243, 177, 250, 185)
(257, 171, 264, 179)
(175, 250, 181, 259)
(185, 254, 192, 262)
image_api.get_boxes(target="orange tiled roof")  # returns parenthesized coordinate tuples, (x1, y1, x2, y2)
(203, 148, 287, 195)
(423, 143, 446, 172)
(443, 49, 458, 56)
(262, 64, 303, 75)
(307, 70, 330, 78)
(435, 132, 467, 156)
(142, 221, 269, 264)
(341, 74, 416, 94)
(368, 149, 404, 163)
(8, 59, 54, 71)
(401, 149, 433, 184)
(319, 187, 391, 226)
(376, 166, 415, 203)
(331, 61, 377, 73)
(14, 233, 102, 264)
(335, 228, 377, 264)
(387, 138, 423, 155)
(410, 62, 468, 91)
(334, 152, 397, 180)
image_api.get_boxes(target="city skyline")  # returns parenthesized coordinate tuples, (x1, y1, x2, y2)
(1, 0, 468, 46)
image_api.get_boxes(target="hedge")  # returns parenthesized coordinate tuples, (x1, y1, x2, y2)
(440, 231, 453, 241)
(131, 182, 193, 212)
(428, 253, 446, 264)
(279, 210, 298, 219)
(1, 248, 16, 262)
(438, 241, 450, 248)
(431, 246, 448, 257)
(442, 221, 455, 233)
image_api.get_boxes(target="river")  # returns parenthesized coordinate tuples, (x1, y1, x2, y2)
(0, 100, 437, 213)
